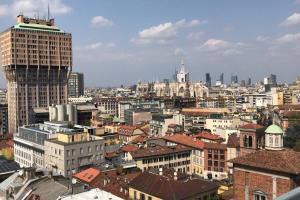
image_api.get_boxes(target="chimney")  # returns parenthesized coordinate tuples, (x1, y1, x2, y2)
(159, 168, 163, 176)
(174, 171, 178, 181)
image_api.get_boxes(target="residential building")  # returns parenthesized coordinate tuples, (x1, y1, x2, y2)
(68, 72, 84, 98)
(44, 130, 105, 177)
(118, 125, 145, 143)
(128, 169, 219, 200)
(14, 121, 80, 169)
(124, 108, 152, 125)
(150, 113, 181, 136)
(0, 15, 72, 133)
(96, 97, 119, 116)
(131, 144, 192, 173)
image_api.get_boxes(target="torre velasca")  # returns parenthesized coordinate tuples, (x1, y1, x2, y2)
(0, 15, 72, 133)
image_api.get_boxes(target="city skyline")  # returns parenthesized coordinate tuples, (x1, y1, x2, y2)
(0, 0, 300, 87)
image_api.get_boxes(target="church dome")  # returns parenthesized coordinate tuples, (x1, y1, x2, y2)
(265, 124, 284, 134)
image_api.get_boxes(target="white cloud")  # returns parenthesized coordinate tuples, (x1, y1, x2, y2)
(256, 35, 270, 42)
(199, 39, 230, 51)
(0, 0, 71, 18)
(276, 33, 300, 43)
(132, 19, 205, 45)
(281, 13, 300, 27)
(187, 32, 204, 40)
(76, 42, 116, 51)
(223, 49, 242, 56)
(91, 16, 113, 27)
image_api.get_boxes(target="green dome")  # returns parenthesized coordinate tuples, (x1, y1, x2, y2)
(265, 124, 284, 134)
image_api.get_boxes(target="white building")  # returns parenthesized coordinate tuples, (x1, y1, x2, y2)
(136, 61, 208, 98)
(59, 188, 125, 200)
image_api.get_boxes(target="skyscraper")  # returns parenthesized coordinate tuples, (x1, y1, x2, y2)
(231, 74, 238, 84)
(220, 73, 224, 84)
(68, 72, 84, 97)
(0, 15, 72, 133)
(205, 73, 212, 87)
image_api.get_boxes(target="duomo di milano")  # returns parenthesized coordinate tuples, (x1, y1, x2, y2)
(136, 61, 209, 98)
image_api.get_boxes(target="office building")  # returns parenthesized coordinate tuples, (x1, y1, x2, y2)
(205, 73, 212, 87)
(0, 104, 8, 134)
(68, 72, 84, 98)
(231, 74, 238, 84)
(220, 73, 224, 84)
(0, 15, 72, 133)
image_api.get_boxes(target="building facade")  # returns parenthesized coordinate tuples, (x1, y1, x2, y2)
(68, 72, 84, 98)
(0, 15, 72, 133)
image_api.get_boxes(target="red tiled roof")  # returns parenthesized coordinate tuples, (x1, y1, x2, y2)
(121, 145, 139, 152)
(163, 134, 205, 150)
(128, 171, 219, 200)
(194, 132, 221, 141)
(239, 123, 264, 130)
(131, 135, 146, 144)
(73, 168, 100, 183)
(231, 149, 300, 175)
(131, 144, 192, 159)
(118, 125, 143, 136)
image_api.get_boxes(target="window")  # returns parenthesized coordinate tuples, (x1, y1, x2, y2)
(80, 148, 83, 154)
(148, 197, 152, 200)
(140, 193, 145, 200)
(134, 191, 137, 200)
(254, 191, 267, 200)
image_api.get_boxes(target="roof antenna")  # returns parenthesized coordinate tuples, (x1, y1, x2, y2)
(47, 4, 50, 20)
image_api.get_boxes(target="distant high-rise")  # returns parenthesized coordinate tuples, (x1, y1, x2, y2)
(240, 80, 246, 87)
(68, 72, 84, 97)
(205, 73, 212, 87)
(220, 73, 224, 84)
(247, 77, 252, 86)
(231, 74, 238, 84)
(0, 15, 72, 133)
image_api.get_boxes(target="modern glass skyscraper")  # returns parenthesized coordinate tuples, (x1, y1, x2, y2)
(0, 15, 72, 133)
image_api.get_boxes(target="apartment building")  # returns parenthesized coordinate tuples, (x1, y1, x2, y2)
(44, 131, 105, 177)
(14, 121, 74, 169)
(0, 15, 72, 133)
(131, 144, 192, 173)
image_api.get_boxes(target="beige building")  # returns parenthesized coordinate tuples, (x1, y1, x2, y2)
(44, 131, 105, 177)
(0, 15, 72, 133)
(131, 144, 192, 173)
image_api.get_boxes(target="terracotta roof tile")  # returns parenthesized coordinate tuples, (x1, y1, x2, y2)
(239, 123, 264, 130)
(128, 171, 219, 200)
(227, 133, 240, 148)
(163, 134, 205, 150)
(121, 145, 139, 152)
(194, 132, 222, 141)
(231, 149, 300, 175)
(73, 168, 100, 183)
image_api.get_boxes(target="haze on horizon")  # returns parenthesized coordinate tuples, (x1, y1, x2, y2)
(0, 0, 300, 88)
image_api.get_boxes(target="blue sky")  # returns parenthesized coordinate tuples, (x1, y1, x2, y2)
(1, 0, 300, 87)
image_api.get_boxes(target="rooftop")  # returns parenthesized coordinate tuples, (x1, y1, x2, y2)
(128, 171, 219, 200)
(131, 144, 191, 159)
(163, 134, 205, 150)
(231, 149, 300, 175)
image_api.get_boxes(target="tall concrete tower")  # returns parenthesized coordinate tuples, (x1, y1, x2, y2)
(0, 15, 72, 133)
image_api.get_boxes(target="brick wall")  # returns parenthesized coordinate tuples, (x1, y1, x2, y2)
(234, 168, 294, 200)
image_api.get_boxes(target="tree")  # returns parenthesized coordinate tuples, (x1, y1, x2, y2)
(283, 124, 300, 149)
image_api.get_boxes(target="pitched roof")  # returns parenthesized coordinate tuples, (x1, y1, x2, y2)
(194, 132, 222, 141)
(118, 125, 144, 136)
(231, 149, 300, 175)
(121, 144, 139, 152)
(131, 144, 192, 159)
(128, 171, 219, 200)
(163, 134, 205, 150)
(73, 168, 100, 183)
(204, 142, 227, 150)
(239, 123, 264, 130)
